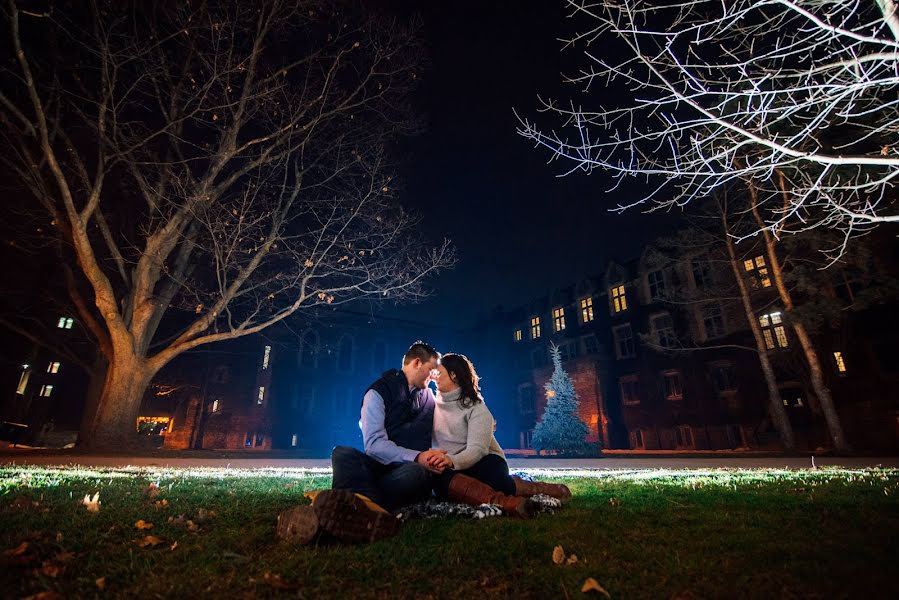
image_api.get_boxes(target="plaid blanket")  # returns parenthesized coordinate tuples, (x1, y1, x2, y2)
(395, 494, 562, 521)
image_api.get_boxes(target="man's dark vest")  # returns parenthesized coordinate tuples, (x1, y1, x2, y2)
(366, 369, 434, 453)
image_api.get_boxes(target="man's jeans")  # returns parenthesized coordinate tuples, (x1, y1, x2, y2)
(330, 446, 432, 511)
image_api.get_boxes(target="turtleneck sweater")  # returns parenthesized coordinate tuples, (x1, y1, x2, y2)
(432, 387, 505, 471)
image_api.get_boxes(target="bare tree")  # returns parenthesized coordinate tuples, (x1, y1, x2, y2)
(1, 1, 453, 448)
(517, 0, 899, 250)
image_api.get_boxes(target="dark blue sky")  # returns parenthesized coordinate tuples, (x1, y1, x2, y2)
(385, 1, 676, 326)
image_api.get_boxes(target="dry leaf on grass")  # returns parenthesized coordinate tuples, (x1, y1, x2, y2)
(134, 520, 154, 530)
(608, 497, 620, 507)
(154, 499, 169, 510)
(81, 492, 100, 513)
(581, 577, 611, 597)
(54, 532, 63, 543)
(170, 541, 178, 551)
(21, 592, 63, 600)
(145, 482, 160, 499)
(567, 554, 579, 565)
(95, 577, 106, 590)
(552, 545, 566, 565)
(133, 535, 165, 549)
(40, 561, 63, 578)
(186, 520, 199, 533)
(261, 571, 297, 590)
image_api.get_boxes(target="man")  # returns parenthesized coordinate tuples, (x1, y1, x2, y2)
(287, 342, 447, 544)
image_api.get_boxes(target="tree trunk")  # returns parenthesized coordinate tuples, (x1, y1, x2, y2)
(77, 354, 109, 446)
(748, 181, 849, 451)
(80, 355, 152, 450)
(723, 227, 796, 450)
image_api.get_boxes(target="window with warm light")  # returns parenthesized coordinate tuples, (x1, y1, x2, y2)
(759, 312, 788, 349)
(257, 386, 265, 404)
(610, 284, 628, 313)
(210, 399, 220, 413)
(262, 345, 271, 369)
(744, 255, 772, 288)
(57, 317, 74, 329)
(514, 329, 522, 342)
(580, 297, 594, 323)
(834, 351, 847, 373)
(47, 362, 61, 374)
(40, 384, 53, 397)
(530, 316, 541, 339)
(552, 307, 566, 332)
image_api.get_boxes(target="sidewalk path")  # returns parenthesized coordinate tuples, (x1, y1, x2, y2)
(1, 452, 897, 471)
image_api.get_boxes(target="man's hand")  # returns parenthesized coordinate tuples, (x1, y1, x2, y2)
(416, 449, 449, 473)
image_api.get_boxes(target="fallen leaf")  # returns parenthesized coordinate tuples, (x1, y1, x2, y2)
(262, 571, 296, 590)
(134, 520, 154, 530)
(567, 554, 579, 565)
(581, 577, 611, 597)
(21, 592, 63, 600)
(133, 535, 165, 548)
(95, 577, 106, 590)
(186, 520, 199, 533)
(153, 499, 169, 509)
(145, 482, 160, 499)
(170, 541, 178, 551)
(552, 545, 566, 565)
(81, 492, 100, 513)
(55, 532, 63, 543)
(608, 497, 620, 507)
(40, 561, 63, 578)
(4, 542, 30, 557)
(196, 508, 215, 522)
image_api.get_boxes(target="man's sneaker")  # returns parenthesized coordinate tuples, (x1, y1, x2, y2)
(312, 489, 400, 544)
(276, 505, 320, 545)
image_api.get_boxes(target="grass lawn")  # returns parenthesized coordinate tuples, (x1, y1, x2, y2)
(1, 465, 898, 599)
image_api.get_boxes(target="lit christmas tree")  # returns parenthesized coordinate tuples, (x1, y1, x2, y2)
(531, 343, 592, 456)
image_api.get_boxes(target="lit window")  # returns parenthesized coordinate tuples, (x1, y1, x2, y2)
(257, 386, 265, 404)
(40, 384, 53, 397)
(530, 316, 541, 339)
(514, 329, 523, 342)
(552, 307, 566, 332)
(291, 433, 298, 447)
(57, 317, 74, 329)
(47, 362, 61, 374)
(620, 375, 639, 405)
(648, 270, 667, 300)
(262, 345, 271, 369)
(744, 255, 772, 288)
(16, 369, 30, 395)
(834, 351, 847, 373)
(701, 304, 725, 339)
(580, 297, 594, 323)
(663, 371, 683, 400)
(759, 312, 788, 349)
(612, 324, 635, 359)
(651, 313, 677, 348)
(210, 399, 220, 413)
(610, 284, 628, 313)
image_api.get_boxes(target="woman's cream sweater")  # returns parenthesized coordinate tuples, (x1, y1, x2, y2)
(432, 387, 505, 471)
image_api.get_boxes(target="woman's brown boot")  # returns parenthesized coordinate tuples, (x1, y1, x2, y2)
(512, 476, 572, 503)
(447, 474, 537, 518)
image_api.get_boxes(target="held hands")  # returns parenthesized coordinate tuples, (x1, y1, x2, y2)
(416, 449, 452, 473)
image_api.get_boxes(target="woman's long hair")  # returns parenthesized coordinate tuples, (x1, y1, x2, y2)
(440, 353, 484, 408)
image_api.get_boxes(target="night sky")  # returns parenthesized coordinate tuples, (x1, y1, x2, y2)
(385, 1, 676, 327)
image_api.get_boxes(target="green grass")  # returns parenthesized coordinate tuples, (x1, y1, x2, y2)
(1, 466, 898, 599)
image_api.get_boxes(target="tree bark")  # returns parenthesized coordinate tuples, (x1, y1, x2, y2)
(80, 353, 152, 450)
(747, 179, 849, 452)
(721, 204, 796, 450)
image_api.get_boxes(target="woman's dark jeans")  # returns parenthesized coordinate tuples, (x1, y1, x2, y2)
(433, 453, 515, 500)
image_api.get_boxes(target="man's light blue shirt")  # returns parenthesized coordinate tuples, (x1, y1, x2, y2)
(361, 386, 435, 465)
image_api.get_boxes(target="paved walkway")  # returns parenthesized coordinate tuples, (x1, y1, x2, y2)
(1, 451, 897, 471)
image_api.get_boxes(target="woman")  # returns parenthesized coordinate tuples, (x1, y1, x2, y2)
(428, 353, 571, 518)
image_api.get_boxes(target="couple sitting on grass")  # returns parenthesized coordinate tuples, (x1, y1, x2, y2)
(287, 342, 571, 544)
